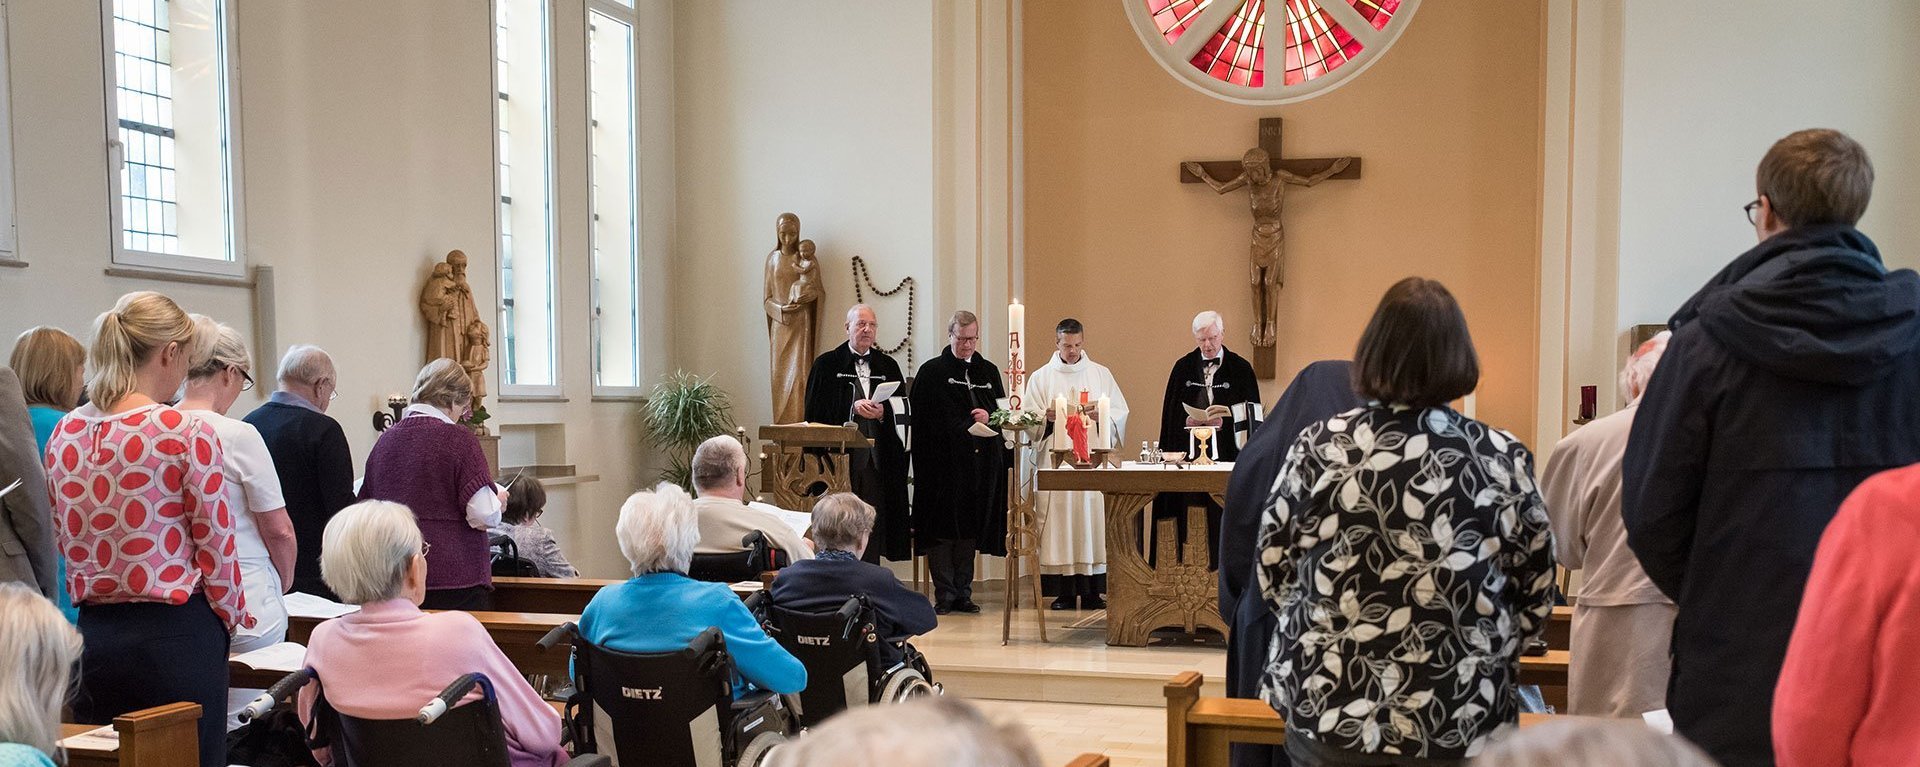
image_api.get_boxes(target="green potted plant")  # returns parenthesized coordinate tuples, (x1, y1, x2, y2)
(641, 371, 735, 487)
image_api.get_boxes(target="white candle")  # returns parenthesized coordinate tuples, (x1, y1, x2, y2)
(1053, 395, 1070, 450)
(1008, 300, 1025, 344)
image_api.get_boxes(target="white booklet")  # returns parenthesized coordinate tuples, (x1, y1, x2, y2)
(229, 641, 307, 672)
(1642, 708, 1674, 734)
(869, 380, 900, 403)
(282, 591, 359, 619)
(59, 724, 119, 751)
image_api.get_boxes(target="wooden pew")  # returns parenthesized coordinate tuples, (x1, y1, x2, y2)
(285, 610, 575, 683)
(1548, 605, 1571, 650)
(1164, 672, 1553, 767)
(1062, 755, 1110, 767)
(490, 576, 621, 614)
(59, 702, 201, 767)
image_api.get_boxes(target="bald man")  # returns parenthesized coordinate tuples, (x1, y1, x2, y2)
(802, 305, 912, 563)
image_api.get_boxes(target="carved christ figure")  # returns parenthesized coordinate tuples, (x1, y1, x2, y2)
(1184, 150, 1353, 348)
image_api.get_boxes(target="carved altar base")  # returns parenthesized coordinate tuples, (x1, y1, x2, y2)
(1037, 463, 1230, 647)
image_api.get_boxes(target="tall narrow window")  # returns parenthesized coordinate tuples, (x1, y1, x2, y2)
(495, 0, 558, 391)
(588, 2, 640, 393)
(104, 0, 243, 274)
(0, 0, 17, 263)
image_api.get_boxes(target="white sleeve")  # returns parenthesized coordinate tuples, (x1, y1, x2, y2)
(465, 484, 503, 530)
(227, 422, 286, 512)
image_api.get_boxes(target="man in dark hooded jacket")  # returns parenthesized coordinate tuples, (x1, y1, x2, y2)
(1623, 128, 1920, 767)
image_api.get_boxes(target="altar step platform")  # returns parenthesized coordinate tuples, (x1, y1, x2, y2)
(912, 582, 1228, 709)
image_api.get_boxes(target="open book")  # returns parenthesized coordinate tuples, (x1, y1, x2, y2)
(230, 641, 307, 673)
(1183, 403, 1232, 423)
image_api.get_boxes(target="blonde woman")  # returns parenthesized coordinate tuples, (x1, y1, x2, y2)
(177, 316, 297, 654)
(45, 291, 251, 767)
(0, 584, 83, 767)
(358, 359, 503, 610)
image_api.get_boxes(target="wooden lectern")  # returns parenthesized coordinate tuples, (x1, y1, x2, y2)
(757, 423, 874, 511)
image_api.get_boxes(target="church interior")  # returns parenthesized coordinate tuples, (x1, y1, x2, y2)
(0, 1, 1916, 766)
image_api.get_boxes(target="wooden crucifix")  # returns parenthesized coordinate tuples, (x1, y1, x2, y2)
(1181, 117, 1361, 379)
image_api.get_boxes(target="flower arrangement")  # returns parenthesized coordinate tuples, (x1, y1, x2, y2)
(989, 408, 1045, 431)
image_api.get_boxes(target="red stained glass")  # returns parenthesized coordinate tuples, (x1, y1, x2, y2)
(1349, 0, 1400, 30)
(1148, 0, 1216, 44)
(1187, 0, 1266, 88)
(1278, 0, 1361, 86)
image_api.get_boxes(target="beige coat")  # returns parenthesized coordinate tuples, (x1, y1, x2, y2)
(691, 495, 815, 562)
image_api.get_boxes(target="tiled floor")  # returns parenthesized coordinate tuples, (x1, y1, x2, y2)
(909, 582, 1227, 766)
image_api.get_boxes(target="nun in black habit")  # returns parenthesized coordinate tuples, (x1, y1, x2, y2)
(1219, 360, 1362, 767)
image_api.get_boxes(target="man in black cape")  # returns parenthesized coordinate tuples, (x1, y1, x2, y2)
(803, 304, 912, 563)
(1154, 310, 1261, 563)
(910, 310, 1009, 614)
(1219, 360, 1360, 767)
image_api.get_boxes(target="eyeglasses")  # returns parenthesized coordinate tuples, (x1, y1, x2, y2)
(232, 364, 255, 392)
(1744, 199, 1763, 226)
(421, 541, 433, 557)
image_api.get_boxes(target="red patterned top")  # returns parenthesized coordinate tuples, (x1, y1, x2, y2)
(45, 403, 254, 632)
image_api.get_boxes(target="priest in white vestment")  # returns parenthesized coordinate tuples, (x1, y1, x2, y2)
(1021, 318, 1129, 610)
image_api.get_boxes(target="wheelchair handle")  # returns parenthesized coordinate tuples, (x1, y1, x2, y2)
(238, 668, 313, 724)
(835, 596, 864, 639)
(538, 621, 578, 652)
(418, 673, 495, 725)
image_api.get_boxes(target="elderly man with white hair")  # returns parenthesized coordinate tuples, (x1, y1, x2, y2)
(803, 304, 912, 564)
(581, 484, 806, 697)
(244, 344, 358, 599)
(690, 435, 814, 563)
(769, 493, 937, 668)
(1540, 330, 1673, 717)
(1153, 310, 1260, 564)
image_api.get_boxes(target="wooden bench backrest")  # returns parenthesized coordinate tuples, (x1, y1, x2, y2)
(61, 702, 202, 767)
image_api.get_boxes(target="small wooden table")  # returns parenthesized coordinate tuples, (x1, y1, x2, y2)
(1038, 463, 1232, 647)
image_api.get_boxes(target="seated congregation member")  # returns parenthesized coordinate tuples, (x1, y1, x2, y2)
(689, 435, 814, 563)
(7, 327, 85, 621)
(0, 584, 82, 767)
(1258, 278, 1555, 766)
(769, 493, 936, 666)
(1621, 128, 1920, 767)
(48, 291, 252, 767)
(1218, 359, 1361, 767)
(1774, 465, 1920, 766)
(245, 344, 357, 600)
(1539, 331, 1673, 718)
(1470, 718, 1718, 767)
(769, 696, 1040, 767)
(359, 358, 504, 610)
(0, 369, 56, 606)
(491, 475, 578, 578)
(580, 483, 805, 697)
(298, 500, 564, 767)
(178, 316, 297, 653)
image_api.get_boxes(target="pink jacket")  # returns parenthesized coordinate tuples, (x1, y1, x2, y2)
(297, 600, 564, 767)
(1775, 465, 1920, 766)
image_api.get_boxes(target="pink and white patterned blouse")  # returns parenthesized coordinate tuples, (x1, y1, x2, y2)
(45, 403, 254, 632)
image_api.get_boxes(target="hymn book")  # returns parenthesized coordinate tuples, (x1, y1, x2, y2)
(1183, 403, 1232, 422)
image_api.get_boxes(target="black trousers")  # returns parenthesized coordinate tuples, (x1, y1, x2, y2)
(423, 585, 494, 611)
(76, 593, 230, 767)
(924, 538, 977, 606)
(1041, 573, 1108, 597)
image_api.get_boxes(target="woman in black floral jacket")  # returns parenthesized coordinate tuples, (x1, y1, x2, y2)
(1257, 277, 1557, 767)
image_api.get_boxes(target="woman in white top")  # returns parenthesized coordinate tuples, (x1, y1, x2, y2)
(178, 316, 296, 653)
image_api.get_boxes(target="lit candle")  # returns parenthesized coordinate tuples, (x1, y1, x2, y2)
(1009, 300, 1025, 344)
(1007, 300, 1026, 409)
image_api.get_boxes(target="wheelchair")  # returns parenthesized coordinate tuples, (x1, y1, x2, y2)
(761, 594, 940, 728)
(687, 530, 790, 583)
(538, 622, 797, 766)
(490, 533, 539, 577)
(238, 668, 609, 767)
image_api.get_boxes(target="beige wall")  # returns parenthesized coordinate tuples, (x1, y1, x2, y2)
(1022, 1, 1545, 445)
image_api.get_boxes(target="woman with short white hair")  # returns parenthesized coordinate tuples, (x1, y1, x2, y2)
(770, 493, 937, 667)
(177, 315, 297, 654)
(296, 501, 564, 767)
(770, 696, 1040, 767)
(357, 359, 504, 610)
(580, 484, 805, 696)
(0, 584, 82, 766)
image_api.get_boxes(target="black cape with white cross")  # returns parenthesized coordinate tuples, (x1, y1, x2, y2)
(908, 346, 1009, 556)
(802, 341, 913, 561)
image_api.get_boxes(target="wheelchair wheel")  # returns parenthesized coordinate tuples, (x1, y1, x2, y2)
(736, 731, 789, 767)
(878, 668, 937, 703)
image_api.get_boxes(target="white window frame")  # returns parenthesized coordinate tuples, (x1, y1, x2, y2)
(0, 0, 18, 263)
(586, 0, 643, 398)
(99, 0, 247, 277)
(491, 0, 562, 397)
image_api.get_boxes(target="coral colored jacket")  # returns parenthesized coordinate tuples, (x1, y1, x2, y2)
(1775, 465, 1920, 767)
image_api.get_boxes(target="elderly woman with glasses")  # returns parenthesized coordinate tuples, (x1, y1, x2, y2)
(580, 484, 805, 697)
(297, 500, 564, 767)
(769, 492, 936, 667)
(177, 315, 297, 654)
(358, 359, 504, 611)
